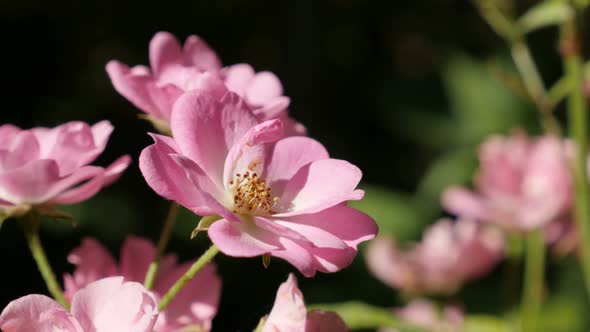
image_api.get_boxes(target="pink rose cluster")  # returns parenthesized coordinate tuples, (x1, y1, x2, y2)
(0, 31, 378, 331)
(443, 132, 573, 231)
(366, 218, 503, 295)
(107, 31, 305, 136)
(0, 121, 130, 218)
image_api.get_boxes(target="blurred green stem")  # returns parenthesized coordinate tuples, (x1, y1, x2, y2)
(144, 202, 180, 289)
(474, 0, 561, 135)
(21, 213, 69, 309)
(521, 230, 545, 332)
(158, 244, 220, 311)
(561, 13, 590, 298)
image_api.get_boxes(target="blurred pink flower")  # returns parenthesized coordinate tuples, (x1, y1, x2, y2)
(0, 121, 130, 217)
(106, 31, 304, 135)
(443, 133, 573, 231)
(139, 91, 377, 277)
(0, 277, 158, 332)
(262, 273, 348, 332)
(365, 219, 503, 295)
(63, 236, 221, 332)
(381, 299, 463, 332)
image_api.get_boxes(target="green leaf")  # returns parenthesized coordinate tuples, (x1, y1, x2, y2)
(414, 148, 477, 221)
(349, 185, 424, 241)
(517, 1, 573, 34)
(0, 213, 7, 231)
(309, 302, 428, 332)
(442, 54, 533, 144)
(463, 315, 515, 332)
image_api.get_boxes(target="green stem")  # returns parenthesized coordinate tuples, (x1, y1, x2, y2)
(521, 230, 545, 332)
(511, 40, 561, 135)
(562, 15, 590, 297)
(158, 244, 220, 311)
(21, 213, 69, 309)
(474, 0, 561, 135)
(144, 202, 181, 289)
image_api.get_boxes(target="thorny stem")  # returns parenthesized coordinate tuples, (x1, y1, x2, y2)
(158, 244, 220, 311)
(144, 202, 181, 289)
(21, 213, 69, 309)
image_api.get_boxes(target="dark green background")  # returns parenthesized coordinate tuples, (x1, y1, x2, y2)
(1, 0, 588, 331)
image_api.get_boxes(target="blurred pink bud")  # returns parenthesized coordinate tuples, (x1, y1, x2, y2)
(443, 132, 573, 231)
(0, 277, 158, 332)
(0, 121, 130, 218)
(365, 219, 503, 295)
(106, 31, 304, 135)
(139, 91, 377, 277)
(381, 299, 463, 332)
(262, 273, 347, 332)
(63, 236, 221, 332)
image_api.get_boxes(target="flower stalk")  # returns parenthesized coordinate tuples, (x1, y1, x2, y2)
(561, 14, 590, 297)
(158, 244, 220, 311)
(521, 230, 545, 332)
(21, 213, 69, 309)
(144, 201, 181, 289)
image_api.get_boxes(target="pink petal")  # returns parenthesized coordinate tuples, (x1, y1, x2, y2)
(71, 277, 159, 332)
(0, 131, 40, 171)
(169, 154, 237, 220)
(276, 111, 307, 137)
(183, 34, 222, 71)
(120, 236, 157, 283)
(106, 61, 163, 119)
(0, 160, 101, 204)
(309, 246, 357, 274)
(246, 71, 284, 106)
(154, 263, 221, 331)
(149, 31, 184, 76)
(222, 119, 284, 189)
(262, 274, 307, 332)
(442, 186, 490, 221)
(275, 159, 364, 217)
(169, 91, 259, 183)
(222, 63, 255, 96)
(264, 136, 329, 194)
(90, 121, 114, 154)
(103, 155, 132, 186)
(305, 310, 348, 332)
(46, 121, 106, 175)
(64, 237, 118, 300)
(139, 134, 225, 217)
(49, 170, 106, 205)
(0, 295, 83, 332)
(280, 204, 377, 248)
(207, 218, 282, 257)
(254, 96, 291, 120)
(365, 235, 414, 291)
(271, 238, 316, 277)
(0, 124, 21, 150)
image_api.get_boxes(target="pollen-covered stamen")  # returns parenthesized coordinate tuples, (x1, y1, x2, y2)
(229, 171, 279, 215)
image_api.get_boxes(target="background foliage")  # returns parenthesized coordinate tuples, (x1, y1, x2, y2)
(1, 0, 588, 330)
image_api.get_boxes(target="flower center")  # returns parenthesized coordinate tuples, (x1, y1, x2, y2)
(229, 171, 279, 215)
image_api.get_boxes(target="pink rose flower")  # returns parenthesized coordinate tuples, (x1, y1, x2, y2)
(262, 273, 348, 332)
(0, 121, 130, 218)
(365, 219, 503, 295)
(63, 236, 221, 332)
(0, 277, 158, 332)
(380, 299, 463, 332)
(139, 91, 377, 277)
(443, 133, 573, 231)
(106, 31, 304, 135)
